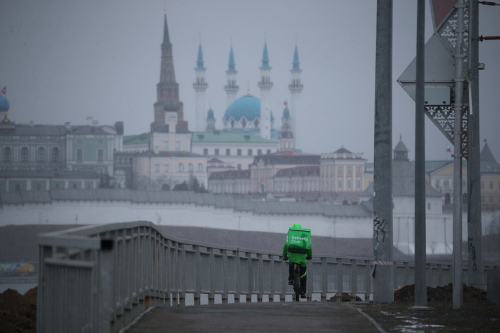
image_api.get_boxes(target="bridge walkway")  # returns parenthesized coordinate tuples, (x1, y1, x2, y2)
(124, 301, 382, 333)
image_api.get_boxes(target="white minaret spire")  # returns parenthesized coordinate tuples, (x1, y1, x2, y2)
(258, 42, 273, 140)
(224, 42, 239, 108)
(289, 43, 303, 149)
(193, 42, 208, 131)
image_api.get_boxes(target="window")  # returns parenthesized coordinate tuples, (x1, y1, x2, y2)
(490, 196, 494, 203)
(356, 166, 361, 174)
(37, 147, 46, 162)
(226, 149, 230, 156)
(481, 181, 484, 189)
(266, 149, 271, 155)
(338, 167, 342, 174)
(347, 167, 352, 174)
(435, 179, 440, 188)
(21, 147, 29, 162)
(163, 141, 169, 150)
(215, 149, 219, 156)
(15, 184, 20, 191)
(356, 180, 361, 189)
(175, 141, 180, 150)
(203, 148, 208, 155)
(155, 164, 159, 173)
(338, 180, 342, 189)
(347, 180, 352, 189)
(97, 149, 104, 162)
(248, 149, 252, 156)
(51, 147, 59, 162)
(428, 203, 431, 210)
(257, 149, 262, 156)
(444, 179, 450, 188)
(164, 165, 169, 173)
(188, 163, 193, 172)
(76, 148, 83, 162)
(73, 183, 77, 189)
(237, 149, 242, 156)
(490, 181, 494, 190)
(238, 164, 241, 170)
(178, 163, 184, 172)
(197, 163, 203, 172)
(36, 183, 41, 190)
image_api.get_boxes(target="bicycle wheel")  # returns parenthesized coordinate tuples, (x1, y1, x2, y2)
(294, 267, 300, 302)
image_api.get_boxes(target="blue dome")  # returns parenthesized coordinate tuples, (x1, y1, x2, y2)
(223, 95, 260, 122)
(0, 94, 9, 112)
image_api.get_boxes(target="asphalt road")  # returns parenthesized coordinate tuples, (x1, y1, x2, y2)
(124, 301, 382, 333)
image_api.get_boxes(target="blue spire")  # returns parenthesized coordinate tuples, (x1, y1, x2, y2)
(282, 106, 290, 119)
(206, 108, 215, 120)
(163, 14, 171, 45)
(292, 45, 300, 71)
(196, 44, 205, 70)
(260, 43, 270, 69)
(227, 47, 236, 72)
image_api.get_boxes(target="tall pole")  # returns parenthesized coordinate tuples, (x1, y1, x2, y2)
(467, 0, 483, 290)
(452, 0, 465, 310)
(373, 0, 394, 303)
(414, 0, 427, 307)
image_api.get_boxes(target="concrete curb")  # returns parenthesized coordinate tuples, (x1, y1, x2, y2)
(349, 305, 387, 333)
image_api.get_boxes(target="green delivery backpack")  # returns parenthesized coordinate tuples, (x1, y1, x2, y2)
(286, 226, 311, 253)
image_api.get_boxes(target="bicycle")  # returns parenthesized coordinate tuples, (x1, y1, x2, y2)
(285, 259, 302, 302)
(291, 262, 301, 302)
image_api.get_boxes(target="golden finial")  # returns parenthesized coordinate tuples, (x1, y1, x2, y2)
(246, 80, 251, 95)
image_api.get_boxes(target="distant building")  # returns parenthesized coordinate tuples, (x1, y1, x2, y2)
(0, 116, 123, 181)
(0, 170, 102, 191)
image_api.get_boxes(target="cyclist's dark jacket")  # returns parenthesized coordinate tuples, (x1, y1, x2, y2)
(282, 226, 312, 266)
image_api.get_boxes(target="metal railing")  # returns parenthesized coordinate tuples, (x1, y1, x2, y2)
(37, 221, 500, 333)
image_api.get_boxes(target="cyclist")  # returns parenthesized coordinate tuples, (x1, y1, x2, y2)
(282, 223, 312, 298)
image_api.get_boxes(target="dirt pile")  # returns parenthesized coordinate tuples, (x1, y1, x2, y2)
(394, 283, 487, 302)
(0, 287, 37, 333)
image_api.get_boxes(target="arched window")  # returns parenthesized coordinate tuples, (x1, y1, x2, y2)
(188, 163, 193, 172)
(37, 147, 46, 162)
(241, 118, 247, 128)
(21, 147, 29, 162)
(3, 147, 12, 162)
(197, 163, 203, 172)
(178, 163, 184, 172)
(51, 147, 60, 162)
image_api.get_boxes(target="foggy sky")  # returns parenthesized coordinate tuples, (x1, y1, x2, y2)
(0, 0, 499, 163)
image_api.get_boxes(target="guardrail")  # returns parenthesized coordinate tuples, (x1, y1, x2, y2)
(37, 221, 500, 333)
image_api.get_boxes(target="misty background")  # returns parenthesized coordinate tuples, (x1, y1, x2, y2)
(0, 0, 498, 162)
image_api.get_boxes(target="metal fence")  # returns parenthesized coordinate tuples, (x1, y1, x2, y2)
(37, 221, 500, 333)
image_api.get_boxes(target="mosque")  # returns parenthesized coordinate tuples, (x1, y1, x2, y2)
(138, 12, 305, 176)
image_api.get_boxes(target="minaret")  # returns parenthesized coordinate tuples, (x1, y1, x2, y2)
(224, 45, 239, 107)
(279, 102, 294, 152)
(206, 107, 216, 132)
(151, 12, 185, 132)
(257, 42, 273, 140)
(193, 43, 208, 131)
(288, 45, 303, 149)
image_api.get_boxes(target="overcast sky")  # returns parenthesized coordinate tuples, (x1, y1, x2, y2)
(1, 0, 498, 163)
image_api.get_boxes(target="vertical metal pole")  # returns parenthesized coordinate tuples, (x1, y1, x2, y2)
(467, 0, 483, 289)
(414, 0, 427, 307)
(453, 0, 465, 310)
(373, 0, 394, 303)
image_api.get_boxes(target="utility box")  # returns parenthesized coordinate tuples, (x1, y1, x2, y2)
(425, 86, 450, 106)
(487, 269, 500, 305)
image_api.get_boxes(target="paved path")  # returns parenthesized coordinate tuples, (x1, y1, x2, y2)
(124, 301, 382, 333)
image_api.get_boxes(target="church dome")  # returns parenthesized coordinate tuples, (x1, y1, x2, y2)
(223, 95, 260, 122)
(0, 94, 9, 112)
